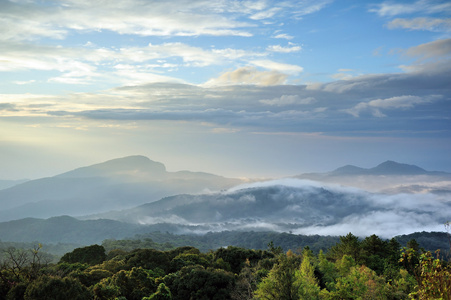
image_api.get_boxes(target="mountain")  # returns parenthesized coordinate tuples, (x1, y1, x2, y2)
(0, 178, 449, 247)
(56, 155, 166, 179)
(0, 156, 243, 222)
(330, 165, 367, 176)
(331, 160, 428, 176)
(91, 185, 371, 226)
(295, 161, 451, 193)
(0, 179, 29, 190)
(85, 178, 450, 238)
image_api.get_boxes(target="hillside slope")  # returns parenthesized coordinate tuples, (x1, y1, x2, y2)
(0, 156, 243, 221)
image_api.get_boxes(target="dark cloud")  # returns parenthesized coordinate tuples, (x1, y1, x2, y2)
(0, 103, 18, 111)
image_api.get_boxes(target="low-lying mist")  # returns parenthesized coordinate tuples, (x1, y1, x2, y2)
(104, 178, 450, 239)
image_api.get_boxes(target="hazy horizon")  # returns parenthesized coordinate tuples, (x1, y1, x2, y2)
(2, 155, 451, 182)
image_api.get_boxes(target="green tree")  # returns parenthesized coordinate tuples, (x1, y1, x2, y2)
(6, 282, 27, 300)
(69, 268, 113, 287)
(361, 234, 388, 275)
(170, 253, 210, 272)
(214, 246, 269, 274)
(254, 252, 300, 300)
(125, 249, 170, 273)
(383, 238, 402, 281)
(59, 244, 106, 265)
(295, 254, 320, 299)
(143, 283, 172, 300)
(0, 244, 49, 282)
(320, 265, 390, 300)
(317, 250, 338, 290)
(231, 259, 257, 300)
(328, 233, 362, 263)
(410, 251, 451, 300)
(24, 275, 92, 300)
(93, 267, 157, 300)
(166, 265, 234, 300)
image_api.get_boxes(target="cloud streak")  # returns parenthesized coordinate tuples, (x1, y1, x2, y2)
(388, 17, 451, 32)
(370, 0, 451, 17)
(344, 95, 442, 117)
(0, 0, 334, 42)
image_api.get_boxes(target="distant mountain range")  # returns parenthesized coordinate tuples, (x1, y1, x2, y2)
(0, 157, 449, 246)
(301, 160, 449, 177)
(295, 160, 451, 193)
(0, 179, 449, 247)
(0, 156, 243, 221)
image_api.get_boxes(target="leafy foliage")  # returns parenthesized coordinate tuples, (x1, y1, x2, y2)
(24, 275, 91, 300)
(0, 231, 448, 299)
(59, 244, 106, 265)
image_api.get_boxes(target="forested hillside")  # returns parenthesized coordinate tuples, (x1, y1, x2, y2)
(1, 232, 450, 299)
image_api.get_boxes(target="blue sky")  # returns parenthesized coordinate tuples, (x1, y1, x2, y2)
(0, 0, 450, 179)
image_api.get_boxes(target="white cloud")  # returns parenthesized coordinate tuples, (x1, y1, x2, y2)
(291, 0, 334, 18)
(203, 66, 288, 86)
(0, 0, 255, 41)
(388, 17, 451, 32)
(250, 7, 282, 20)
(13, 80, 36, 85)
(331, 73, 354, 80)
(404, 38, 451, 60)
(267, 44, 302, 53)
(260, 95, 315, 106)
(112, 65, 186, 86)
(251, 60, 304, 74)
(344, 95, 442, 117)
(273, 33, 294, 40)
(332, 68, 359, 80)
(370, 0, 451, 17)
(0, 0, 335, 42)
(225, 178, 451, 239)
(0, 40, 269, 86)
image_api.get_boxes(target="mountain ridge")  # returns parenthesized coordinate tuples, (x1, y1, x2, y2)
(56, 155, 167, 179)
(295, 160, 451, 193)
(331, 160, 432, 176)
(0, 157, 448, 223)
(0, 155, 244, 221)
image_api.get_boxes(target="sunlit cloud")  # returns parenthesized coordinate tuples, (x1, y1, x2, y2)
(203, 66, 289, 86)
(251, 60, 304, 74)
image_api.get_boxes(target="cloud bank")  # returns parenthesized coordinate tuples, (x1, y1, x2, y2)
(119, 178, 451, 239)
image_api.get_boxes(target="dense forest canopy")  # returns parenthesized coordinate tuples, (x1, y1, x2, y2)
(0, 231, 450, 299)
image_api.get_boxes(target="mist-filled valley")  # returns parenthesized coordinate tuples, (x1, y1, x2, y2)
(0, 155, 449, 250)
(0, 156, 450, 299)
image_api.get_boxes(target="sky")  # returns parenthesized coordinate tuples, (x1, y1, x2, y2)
(1, 0, 450, 180)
